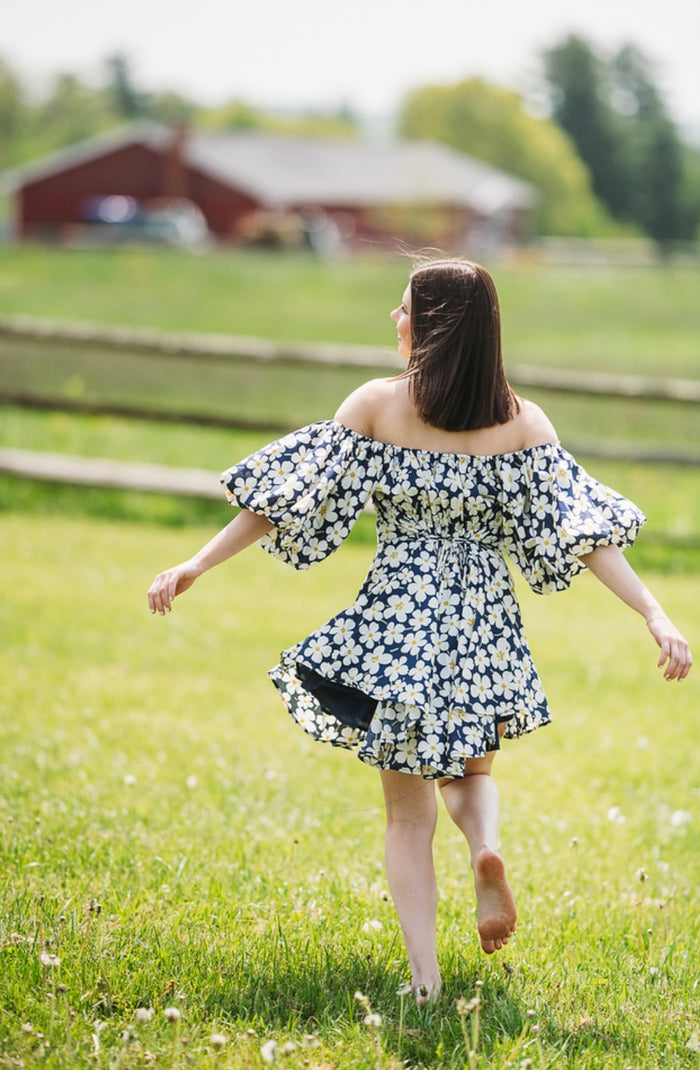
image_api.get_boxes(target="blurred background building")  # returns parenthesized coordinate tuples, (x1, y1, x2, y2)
(5, 121, 536, 254)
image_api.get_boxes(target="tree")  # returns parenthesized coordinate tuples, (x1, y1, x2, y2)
(398, 77, 612, 235)
(106, 53, 150, 119)
(542, 36, 691, 244)
(542, 35, 628, 217)
(33, 72, 116, 151)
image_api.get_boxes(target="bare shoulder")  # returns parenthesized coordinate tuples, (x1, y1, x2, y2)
(515, 397, 559, 448)
(334, 378, 398, 436)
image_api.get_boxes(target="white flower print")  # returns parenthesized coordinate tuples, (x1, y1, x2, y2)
(386, 594, 411, 622)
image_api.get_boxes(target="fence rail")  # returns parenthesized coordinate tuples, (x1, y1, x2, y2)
(1, 314, 699, 404)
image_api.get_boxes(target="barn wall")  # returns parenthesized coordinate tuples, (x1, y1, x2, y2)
(19, 144, 168, 239)
(18, 142, 261, 242)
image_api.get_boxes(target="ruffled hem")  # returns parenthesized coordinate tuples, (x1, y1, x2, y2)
(269, 658, 551, 780)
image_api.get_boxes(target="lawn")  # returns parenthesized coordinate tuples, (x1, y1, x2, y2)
(1, 245, 698, 1066)
(0, 246, 699, 377)
(0, 511, 698, 1069)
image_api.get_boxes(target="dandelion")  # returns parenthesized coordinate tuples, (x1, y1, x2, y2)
(123, 774, 136, 787)
(22, 1024, 33, 1034)
(210, 1033, 227, 1048)
(361, 919, 383, 933)
(301, 1034, 320, 1048)
(354, 991, 370, 1008)
(164, 1007, 181, 1023)
(260, 1039, 278, 1063)
(607, 806, 626, 825)
(135, 1008, 153, 1025)
(670, 809, 691, 827)
(279, 1041, 296, 1055)
(186, 775, 198, 790)
(687, 1031, 700, 1054)
(635, 867, 647, 882)
(364, 1013, 382, 1028)
(396, 982, 412, 997)
(40, 953, 61, 967)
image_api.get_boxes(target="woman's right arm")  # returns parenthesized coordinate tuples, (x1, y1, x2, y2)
(147, 509, 274, 615)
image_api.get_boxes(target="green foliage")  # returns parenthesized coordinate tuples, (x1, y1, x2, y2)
(0, 511, 698, 1067)
(542, 36, 694, 245)
(0, 52, 357, 177)
(398, 77, 614, 236)
(200, 100, 359, 138)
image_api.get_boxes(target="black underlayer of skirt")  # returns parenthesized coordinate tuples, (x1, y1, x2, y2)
(295, 664, 377, 731)
(293, 663, 510, 751)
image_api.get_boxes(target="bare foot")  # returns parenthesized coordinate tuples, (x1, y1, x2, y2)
(473, 846, 517, 954)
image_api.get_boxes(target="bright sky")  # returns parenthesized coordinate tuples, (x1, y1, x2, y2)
(5, 0, 700, 131)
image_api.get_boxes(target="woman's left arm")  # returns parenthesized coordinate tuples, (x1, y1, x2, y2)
(580, 544, 692, 681)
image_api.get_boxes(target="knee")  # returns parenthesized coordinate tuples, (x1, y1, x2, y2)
(385, 801, 438, 838)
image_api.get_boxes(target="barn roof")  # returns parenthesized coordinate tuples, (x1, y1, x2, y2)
(4, 120, 535, 215)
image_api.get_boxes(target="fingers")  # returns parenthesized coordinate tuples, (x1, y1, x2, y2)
(656, 637, 693, 681)
(648, 618, 693, 682)
(148, 568, 180, 615)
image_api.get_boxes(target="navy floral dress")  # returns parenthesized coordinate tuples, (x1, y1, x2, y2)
(221, 420, 645, 779)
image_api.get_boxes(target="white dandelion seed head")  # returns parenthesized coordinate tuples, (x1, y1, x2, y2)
(260, 1039, 278, 1063)
(186, 775, 198, 790)
(607, 806, 626, 825)
(670, 809, 691, 828)
(163, 1007, 181, 1022)
(210, 1033, 227, 1048)
(364, 1013, 382, 1028)
(361, 919, 383, 933)
(40, 953, 61, 967)
(123, 774, 136, 787)
(135, 1008, 153, 1024)
(686, 1031, 700, 1054)
(396, 982, 413, 997)
(279, 1041, 296, 1055)
(636, 867, 648, 882)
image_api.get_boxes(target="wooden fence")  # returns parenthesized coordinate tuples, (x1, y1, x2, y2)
(0, 315, 698, 474)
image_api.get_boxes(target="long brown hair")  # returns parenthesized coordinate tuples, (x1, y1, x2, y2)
(404, 259, 518, 431)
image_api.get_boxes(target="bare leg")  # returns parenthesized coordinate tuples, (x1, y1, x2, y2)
(380, 769, 442, 1001)
(439, 742, 516, 954)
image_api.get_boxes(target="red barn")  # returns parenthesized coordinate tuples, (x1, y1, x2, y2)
(5, 121, 536, 253)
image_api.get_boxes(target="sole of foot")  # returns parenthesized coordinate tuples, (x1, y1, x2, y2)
(474, 848, 517, 955)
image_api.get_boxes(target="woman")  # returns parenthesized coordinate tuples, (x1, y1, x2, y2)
(148, 259, 691, 1001)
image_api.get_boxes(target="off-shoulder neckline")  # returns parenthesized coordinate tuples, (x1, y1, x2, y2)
(331, 419, 563, 461)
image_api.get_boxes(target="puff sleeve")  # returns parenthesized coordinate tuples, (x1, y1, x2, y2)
(500, 444, 646, 594)
(220, 420, 383, 570)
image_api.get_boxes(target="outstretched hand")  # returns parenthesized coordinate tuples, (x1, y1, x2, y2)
(647, 616, 693, 681)
(148, 560, 204, 616)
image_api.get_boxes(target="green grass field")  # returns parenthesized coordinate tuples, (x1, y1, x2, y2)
(1, 511, 698, 1069)
(1, 247, 698, 1066)
(1, 246, 699, 376)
